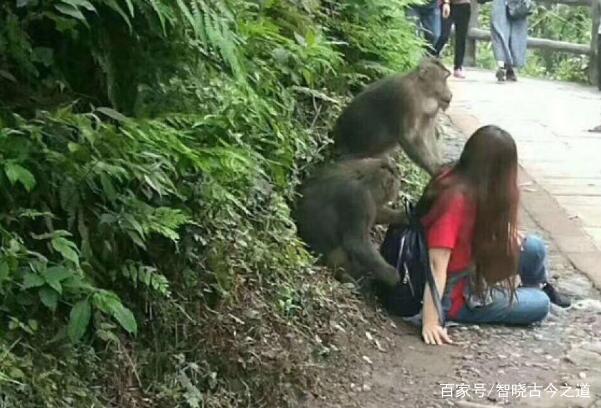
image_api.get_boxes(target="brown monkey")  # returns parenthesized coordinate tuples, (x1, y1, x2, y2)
(293, 157, 404, 287)
(333, 57, 452, 175)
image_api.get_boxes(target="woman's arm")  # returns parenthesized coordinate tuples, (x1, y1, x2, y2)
(422, 247, 453, 345)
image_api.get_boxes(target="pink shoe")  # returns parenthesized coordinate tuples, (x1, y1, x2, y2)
(453, 68, 466, 79)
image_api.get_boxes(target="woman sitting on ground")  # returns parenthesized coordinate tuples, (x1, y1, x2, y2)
(416, 125, 570, 345)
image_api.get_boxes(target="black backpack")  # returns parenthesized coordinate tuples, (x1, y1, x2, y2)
(377, 201, 445, 327)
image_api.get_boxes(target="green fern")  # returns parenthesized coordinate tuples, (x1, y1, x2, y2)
(121, 262, 170, 296)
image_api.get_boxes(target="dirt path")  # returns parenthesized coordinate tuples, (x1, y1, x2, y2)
(310, 115, 601, 408)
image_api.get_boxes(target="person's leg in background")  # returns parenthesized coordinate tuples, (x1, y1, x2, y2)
(451, 3, 471, 78)
(421, 5, 441, 54)
(490, 0, 513, 81)
(408, 5, 434, 54)
(434, 4, 453, 57)
(432, 5, 442, 45)
(506, 16, 529, 81)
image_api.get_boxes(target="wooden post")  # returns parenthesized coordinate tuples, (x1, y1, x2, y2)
(464, 0, 480, 66)
(592, 0, 601, 89)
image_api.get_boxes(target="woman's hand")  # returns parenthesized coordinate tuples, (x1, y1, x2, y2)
(442, 3, 451, 18)
(422, 323, 453, 345)
(513, 229, 525, 249)
(422, 248, 452, 345)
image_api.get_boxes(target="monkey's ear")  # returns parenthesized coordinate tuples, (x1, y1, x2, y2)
(421, 57, 450, 79)
(418, 63, 431, 80)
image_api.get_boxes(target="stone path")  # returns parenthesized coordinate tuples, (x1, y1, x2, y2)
(448, 68, 601, 291)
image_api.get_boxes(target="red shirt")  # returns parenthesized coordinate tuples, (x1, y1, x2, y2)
(421, 189, 476, 318)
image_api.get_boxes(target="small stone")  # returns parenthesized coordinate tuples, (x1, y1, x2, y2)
(572, 299, 601, 312)
(362, 384, 371, 392)
(582, 341, 601, 356)
(579, 371, 587, 379)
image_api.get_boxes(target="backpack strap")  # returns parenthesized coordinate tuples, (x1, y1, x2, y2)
(405, 199, 446, 328)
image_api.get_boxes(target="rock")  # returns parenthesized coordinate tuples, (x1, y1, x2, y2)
(579, 371, 587, 379)
(581, 341, 601, 356)
(565, 348, 601, 370)
(554, 275, 593, 297)
(568, 372, 601, 393)
(572, 299, 601, 313)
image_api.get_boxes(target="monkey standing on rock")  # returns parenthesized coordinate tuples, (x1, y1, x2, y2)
(333, 57, 452, 175)
(293, 157, 405, 287)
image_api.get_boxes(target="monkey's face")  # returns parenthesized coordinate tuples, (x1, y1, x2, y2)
(418, 59, 453, 111)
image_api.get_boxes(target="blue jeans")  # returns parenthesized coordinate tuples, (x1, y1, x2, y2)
(408, 5, 441, 52)
(446, 235, 551, 325)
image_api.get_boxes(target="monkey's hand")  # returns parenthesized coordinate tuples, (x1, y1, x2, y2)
(377, 265, 401, 287)
(422, 323, 453, 346)
(375, 206, 406, 225)
(442, 3, 451, 18)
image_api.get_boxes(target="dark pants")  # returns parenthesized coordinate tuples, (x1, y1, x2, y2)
(434, 3, 471, 70)
(408, 5, 441, 54)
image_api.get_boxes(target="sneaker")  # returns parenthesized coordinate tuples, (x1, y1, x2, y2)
(506, 68, 518, 82)
(453, 68, 466, 79)
(542, 283, 571, 308)
(495, 67, 506, 82)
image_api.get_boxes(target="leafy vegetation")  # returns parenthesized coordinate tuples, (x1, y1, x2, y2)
(0, 0, 426, 406)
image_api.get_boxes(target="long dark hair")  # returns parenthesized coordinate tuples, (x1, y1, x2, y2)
(417, 125, 520, 295)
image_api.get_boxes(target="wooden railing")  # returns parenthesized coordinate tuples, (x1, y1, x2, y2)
(464, 0, 601, 88)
